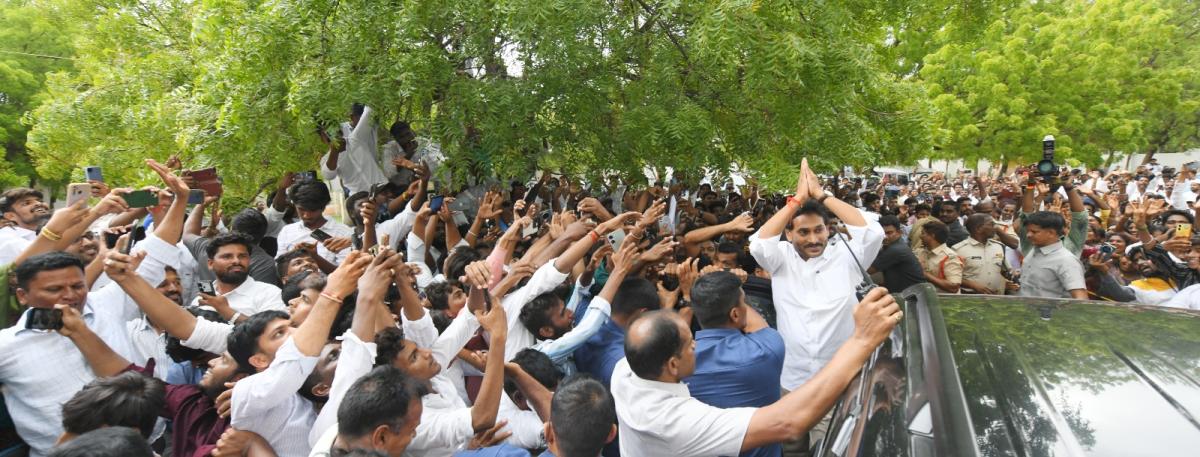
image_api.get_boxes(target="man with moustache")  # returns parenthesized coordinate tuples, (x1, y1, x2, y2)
(190, 233, 286, 324)
(749, 158, 884, 449)
(0, 188, 52, 265)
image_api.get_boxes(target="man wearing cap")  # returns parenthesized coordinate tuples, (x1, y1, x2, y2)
(0, 188, 51, 265)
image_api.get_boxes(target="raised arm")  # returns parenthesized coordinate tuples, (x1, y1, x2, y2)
(758, 159, 813, 240)
(293, 252, 371, 356)
(470, 290, 508, 432)
(147, 159, 190, 245)
(57, 304, 132, 377)
(105, 250, 200, 340)
(741, 288, 900, 451)
(684, 213, 754, 256)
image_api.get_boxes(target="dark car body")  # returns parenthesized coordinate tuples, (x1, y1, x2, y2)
(816, 284, 1200, 457)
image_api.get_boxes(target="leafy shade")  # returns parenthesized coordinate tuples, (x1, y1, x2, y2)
(25, 0, 932, 198)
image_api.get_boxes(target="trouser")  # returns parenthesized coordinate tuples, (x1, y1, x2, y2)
(780, 387, 834, 457)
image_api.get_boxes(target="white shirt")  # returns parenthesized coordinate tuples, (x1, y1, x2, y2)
(501, 260, 571, 362)
(749, 219, 884, 390)
(610, 358, 756, 457)
(231, 337, 318, 457)
(276, 218, 355, 265)
(0, 225, 36, 265)
(1161, 284, 1200, 310)
(376, 201, 419, 250)
(181, 316, 234, 354)
(405, 311, 481, 456)
(0, 234, 173, 457)
(320, 106, 387, 195)
(308, 331, 377, 447)
(189, 276, 286, 316)
(125, 317, 172, 380)
(498, 394, 546, 449)
(264, 206, 288, 238)
(381, 137, 446, 186)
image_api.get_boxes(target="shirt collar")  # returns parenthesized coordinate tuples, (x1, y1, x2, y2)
(1037, 241, 1065, 255)
(695, 328, 742, 340)
(626, 370, 692, 398)
(0, 225, 36, 240)
(218, 276, 257, 296)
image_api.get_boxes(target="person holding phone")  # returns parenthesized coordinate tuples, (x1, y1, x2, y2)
(275, 180, 354, 271)
(319, 103, 388, 195)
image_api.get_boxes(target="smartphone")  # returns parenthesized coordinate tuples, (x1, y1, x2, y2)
(429, 195, 445, 213)
(1176, 223, 1192, 239)
(84, 166, 103, 182)
(607, 228, 627, 250)
(187, 189, 206, 205)
(310, 229, 332, 242)
(25, 308, 64, 331)
(67, 183, 91, 207)
(197, 281, 216, 295)
(368, 182, 387, 200)
(122, 190, 158, 208)
(121, 225, 146, 255)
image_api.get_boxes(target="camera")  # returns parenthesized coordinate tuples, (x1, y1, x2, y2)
(1037, 135, 1057, 182)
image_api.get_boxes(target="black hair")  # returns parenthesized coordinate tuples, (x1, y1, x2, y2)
(504, 349, 562, 398)
(878, 215, 903, 231)
(350, 103, 366, 117)
(938, 199, 959, 215)
(373, 326, 408, 367)
(1024, 211, 1066, 234)
(861, 192, 880, 206)
(205, 232, 254, 259)
(964, 213, 993, 235)
(276, 250, 309, 279)
(0, 187, 43, 213)
(1163, 209, 1195, 225)
(443, 246, 481, 280)
(550, 375, 616, 457)
(166, 307, 226, 363)
(923, 219, 949, 244)
(329, 293, 358, 341)
(423, 280, 461, 311)
(716, 241, 741, 255)
(48, 427, 154, 457)
(389, 120, 411, 140)
(690, 272, 745, 329)
(519, 292, 563, 339)
(625, 311, 684, 380)
(230, 208, 269, 243)
(227, 310, 291, 374)
(14, 252, 84, 289)
(337, 366, 428, 441)
(344, 191, 370, 227)
(289, 180, 333, 211)
(611, 277, 661, 316)
(914, 203, 932, 214)
(793, 200, 828, 222)
(61, 372, 165, 439)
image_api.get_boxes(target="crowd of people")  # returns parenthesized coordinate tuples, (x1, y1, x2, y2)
(0, 103, 1198, 457)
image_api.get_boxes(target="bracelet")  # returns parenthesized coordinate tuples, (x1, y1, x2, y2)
(589, 230, 600, 243)
(319, 292, 344, 304)
(39, 228, 62, 241)
(786, 196, 801, 208)
(231, 312, 243, 322)
(468, 230, 479, 237)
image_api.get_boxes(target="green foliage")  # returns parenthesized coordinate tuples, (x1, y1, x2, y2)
(24, 0, 934, 198)
(920, 0, 1200, 168)
(0, 0, 74, 188)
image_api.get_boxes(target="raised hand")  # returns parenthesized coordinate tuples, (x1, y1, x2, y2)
(359, 249, 403, 299)
(726, 212, 755, 233)
(598, 211, 640, 235)
(641, 237, 679, 265)
(638, 200, 668, 230)
(146, 159, 189, 196)
(325, 251, 373, 299)
(102, 249, 147, 283)
(804, 158, 824, 200)
(851, 287, 901, 348)
(795, 158, 811, 201)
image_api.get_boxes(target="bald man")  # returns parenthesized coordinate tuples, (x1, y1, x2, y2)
(610, 287, 902, 456)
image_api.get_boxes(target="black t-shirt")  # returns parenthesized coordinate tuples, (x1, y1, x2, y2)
(871, 240, 928, 293)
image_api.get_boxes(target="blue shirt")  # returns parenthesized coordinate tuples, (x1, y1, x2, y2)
(685, 327, 786, 457)
(454, 444, 531, 456)
(574, 319, 626, 388)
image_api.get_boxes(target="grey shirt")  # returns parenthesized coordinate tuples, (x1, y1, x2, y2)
(184, 234, 281, 287)
(1018, 241, 1086, 299)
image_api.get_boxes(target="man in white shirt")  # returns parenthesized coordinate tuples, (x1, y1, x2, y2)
(610, 285, 900, 457)
(193, 233, 286, 322)
(0, 188, 51, 265)
(226, 252, 371, 457)
(749, 159, 884, 391)
(321, 103, 388, 195)
(276, 180, 355, 269)
(0, 241, 177, 456)
(381, 120, 446, 187)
